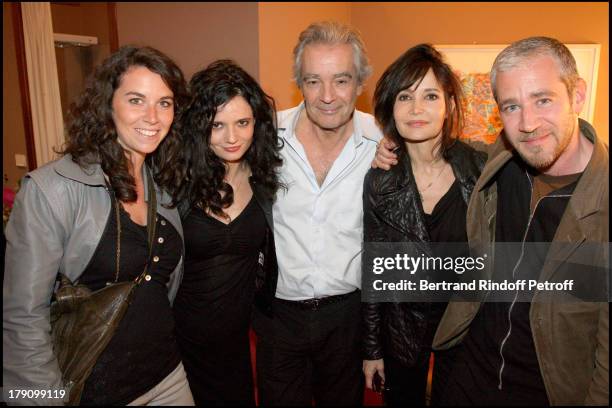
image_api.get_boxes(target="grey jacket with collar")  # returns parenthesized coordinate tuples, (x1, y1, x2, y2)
(3, 155, 184, 406)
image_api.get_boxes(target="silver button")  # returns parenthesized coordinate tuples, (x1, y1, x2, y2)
(153, 256, 160, 262)
(158, 237, 164, 244)
(160, 220, 166, 226)
(145, 275, 151, 281)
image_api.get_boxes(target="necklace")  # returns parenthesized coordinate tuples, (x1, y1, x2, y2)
(225, 174, 244, 195)
(222, 169, 248, 222)
(416, 162, 447, 196)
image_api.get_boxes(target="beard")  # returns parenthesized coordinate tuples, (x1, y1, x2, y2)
(514, 115, 577, 171)
(520, 131, 572, 170)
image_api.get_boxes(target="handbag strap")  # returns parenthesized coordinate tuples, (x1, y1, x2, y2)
(113, 196, 121, 283)
(111, 166, 157, 284)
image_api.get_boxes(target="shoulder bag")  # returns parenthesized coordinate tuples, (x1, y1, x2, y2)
(50, 168, 157, 405)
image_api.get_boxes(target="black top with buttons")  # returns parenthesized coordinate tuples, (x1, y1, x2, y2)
(79, 204, 182, 406)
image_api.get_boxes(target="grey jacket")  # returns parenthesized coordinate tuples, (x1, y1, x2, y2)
(3, 155, 184, 406)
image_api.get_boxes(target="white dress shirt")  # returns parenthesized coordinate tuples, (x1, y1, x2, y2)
(273, 103, 383, 300)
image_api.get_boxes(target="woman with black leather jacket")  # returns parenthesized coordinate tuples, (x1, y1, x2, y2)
(362, 44, 487, 406)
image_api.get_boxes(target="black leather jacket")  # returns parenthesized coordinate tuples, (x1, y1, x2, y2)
(362, 140, 486, 367)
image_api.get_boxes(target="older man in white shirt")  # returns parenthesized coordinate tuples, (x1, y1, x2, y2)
(252, 21, 382, 406)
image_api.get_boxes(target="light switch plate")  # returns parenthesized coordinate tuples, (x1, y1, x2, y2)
(15, 154, 27, 168)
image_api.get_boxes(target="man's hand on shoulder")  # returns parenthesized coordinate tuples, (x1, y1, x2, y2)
(371, 136, 398, 170)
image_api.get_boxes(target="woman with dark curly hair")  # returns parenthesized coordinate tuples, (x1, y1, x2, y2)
(4, 45, 195, 405)
(171, 59, 283, 406)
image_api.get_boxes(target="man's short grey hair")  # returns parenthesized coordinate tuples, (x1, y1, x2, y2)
(490, 36, 579, 101)
(293, 21, 372, 87)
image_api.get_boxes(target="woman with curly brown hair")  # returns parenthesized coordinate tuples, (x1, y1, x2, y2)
(171, 59, 283, 406)
(4, 45, 195, 405)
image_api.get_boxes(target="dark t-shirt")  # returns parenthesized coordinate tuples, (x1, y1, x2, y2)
(424, 180, 469, 405)
(424, 180, 469, 342)
(530, 171, 581, 212)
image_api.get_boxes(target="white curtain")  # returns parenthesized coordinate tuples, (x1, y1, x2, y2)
(21, 2, 64, 167)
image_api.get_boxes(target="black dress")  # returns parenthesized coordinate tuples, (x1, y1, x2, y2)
(174, 196, 266, 406)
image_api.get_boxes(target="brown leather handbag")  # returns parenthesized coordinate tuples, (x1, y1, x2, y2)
(50, 169, 157, 405)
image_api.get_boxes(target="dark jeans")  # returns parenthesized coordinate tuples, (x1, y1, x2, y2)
(253, 291, 363, 406)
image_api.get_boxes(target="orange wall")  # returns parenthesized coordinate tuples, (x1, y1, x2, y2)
(354, 2, 609, 141)
(258, 2, 351, 110)
(259, 2, 608, 141)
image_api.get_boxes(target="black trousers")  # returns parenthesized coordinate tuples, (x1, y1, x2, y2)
(430, 347, 460, 406)
(383, 356, 429, 406)
(253, 291, 363, 406)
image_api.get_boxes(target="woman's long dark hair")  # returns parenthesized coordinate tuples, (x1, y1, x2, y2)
(61, 45, 188, 202)
(172, 59, 283, 217)
(373, 44, 464, 160)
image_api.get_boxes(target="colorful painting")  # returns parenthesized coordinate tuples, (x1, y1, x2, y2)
(457, 72, 502, 144)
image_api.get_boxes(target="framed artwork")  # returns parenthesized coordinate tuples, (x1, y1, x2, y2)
(435, 44, 601, 144)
